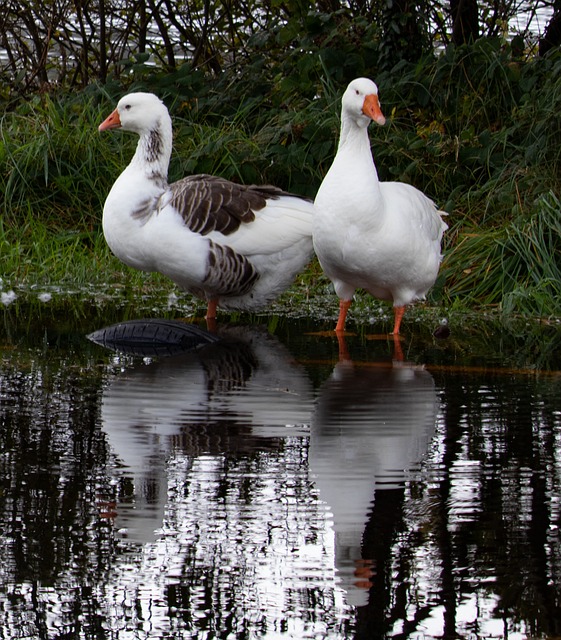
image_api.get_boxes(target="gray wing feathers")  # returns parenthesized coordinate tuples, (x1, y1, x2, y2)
(204, 240, 259, 296)
(166, 174, 304, 236)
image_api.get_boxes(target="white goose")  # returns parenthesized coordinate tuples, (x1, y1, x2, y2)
(98, 92, 314, 323)
(313, 78, 448, 335)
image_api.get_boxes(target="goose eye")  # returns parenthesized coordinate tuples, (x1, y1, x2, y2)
(355, 90, 360, 95)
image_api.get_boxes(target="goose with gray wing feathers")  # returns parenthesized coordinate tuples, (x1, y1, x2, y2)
(99, 92, 314, 325)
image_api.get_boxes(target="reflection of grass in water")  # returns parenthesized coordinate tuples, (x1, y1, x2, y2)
(2, 292, 560, 375)
(0, 291, 197, 365)
(413, 311, 561, 374)
(298, 308, 561, 374)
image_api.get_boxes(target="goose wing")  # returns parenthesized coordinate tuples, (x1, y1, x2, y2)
(160, 174, 313, 256)
(163, 174, 298, 235)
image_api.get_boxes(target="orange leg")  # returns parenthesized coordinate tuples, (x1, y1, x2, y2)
(392, 305, 405, 335)
(336, 331, 351, 362)
(205, 299, 218, 332)
(335, 299, 352, 333)
(206, 298, 218, 320)
(392, 333, 404, 362)
(354, 558, 375, 590)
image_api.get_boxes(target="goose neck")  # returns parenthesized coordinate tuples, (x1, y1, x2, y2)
(130, 117, 173, 182)
(336, 117, 379, 181)
(339, 116, 373, 154)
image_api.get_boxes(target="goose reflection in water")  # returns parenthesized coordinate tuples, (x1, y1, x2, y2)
(310, 337, 438, 607)
(96, 324, 314, 542)
(93, 318, 438, 618)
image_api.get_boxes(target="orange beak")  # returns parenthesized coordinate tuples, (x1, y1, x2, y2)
(362, 94, 386, 125)
(98, 108, 121, 131)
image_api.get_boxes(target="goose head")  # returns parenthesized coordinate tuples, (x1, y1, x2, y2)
(98, 92, 170, 136)
(99, 92, 174, 173)
(342, 78, 386, 129)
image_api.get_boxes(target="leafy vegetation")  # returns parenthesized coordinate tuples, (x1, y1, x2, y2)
(1, 0, 544, 97)
(0, 18, 561, 321)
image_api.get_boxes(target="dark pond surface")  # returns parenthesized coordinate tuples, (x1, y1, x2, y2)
(1, 296, 561, 639)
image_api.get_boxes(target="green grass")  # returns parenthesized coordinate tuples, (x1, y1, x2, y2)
(440, 192, 561, 316)
(1, 45, 561, 321)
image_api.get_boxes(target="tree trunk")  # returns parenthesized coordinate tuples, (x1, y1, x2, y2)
(450, 0, 479, 45)
(539, 4, 561, 56)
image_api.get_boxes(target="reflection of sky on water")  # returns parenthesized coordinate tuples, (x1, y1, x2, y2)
(104, 446, 346, 639)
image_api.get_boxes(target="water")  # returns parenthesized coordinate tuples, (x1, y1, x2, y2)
(0, 298, 561, 639)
